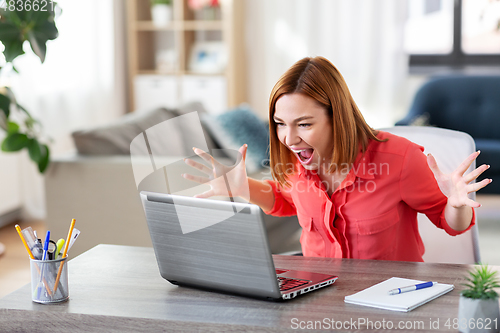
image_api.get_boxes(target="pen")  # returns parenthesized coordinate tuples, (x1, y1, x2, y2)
(54, 239, 65, 258)
(42, 231, 51, 261)
(36, 230, 52, 298)
(14, 224, 59, 298)
(14, 225, 53, 296)
(53, 219, 76, 293)
(388, 281, 437, 295)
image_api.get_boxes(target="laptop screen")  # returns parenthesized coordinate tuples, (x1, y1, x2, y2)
(141, 192, 282, 299)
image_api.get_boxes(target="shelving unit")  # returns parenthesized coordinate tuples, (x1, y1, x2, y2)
(126, 0, 246, 114)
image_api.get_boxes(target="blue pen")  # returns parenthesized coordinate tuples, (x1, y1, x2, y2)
(42, 231, 50, 261)
(388, 281, 437, 295)
(36, 230, 51, 299)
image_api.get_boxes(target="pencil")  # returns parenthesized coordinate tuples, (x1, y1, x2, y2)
(15, 224, 34, 260)
(53, 219, 75, 293)
(15, 224, 53, 297)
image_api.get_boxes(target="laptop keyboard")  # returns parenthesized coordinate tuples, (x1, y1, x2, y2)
(277, 276, 309, 291)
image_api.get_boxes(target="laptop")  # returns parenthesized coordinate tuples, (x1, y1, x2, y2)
(140, 191, 338, 300)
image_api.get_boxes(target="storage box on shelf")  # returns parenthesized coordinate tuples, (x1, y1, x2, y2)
(126, 0, 245, 114)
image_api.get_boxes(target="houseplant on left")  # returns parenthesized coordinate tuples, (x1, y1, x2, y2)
(0, 1, 59, 173)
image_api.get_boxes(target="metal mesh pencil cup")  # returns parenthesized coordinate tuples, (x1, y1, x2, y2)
(30, 256, 69, 303)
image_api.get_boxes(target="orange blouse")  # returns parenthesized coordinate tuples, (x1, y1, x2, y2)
(264, 131, 475, 261)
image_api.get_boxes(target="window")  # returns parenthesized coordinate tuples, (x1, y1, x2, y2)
(462, 0, 500, 54)
(405, 0, 500, 68)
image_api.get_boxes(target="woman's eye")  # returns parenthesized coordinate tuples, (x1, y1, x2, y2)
(299, 123, 311, 128)
(275, 122, 285, 127)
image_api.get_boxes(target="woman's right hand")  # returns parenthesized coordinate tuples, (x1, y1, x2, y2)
(182, 144, 250, 200)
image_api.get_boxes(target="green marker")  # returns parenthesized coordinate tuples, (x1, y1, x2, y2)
(54, 239, 65, 258)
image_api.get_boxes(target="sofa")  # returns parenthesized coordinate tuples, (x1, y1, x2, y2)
(396, 75, 500, 194)
(45, 103, 302, 257)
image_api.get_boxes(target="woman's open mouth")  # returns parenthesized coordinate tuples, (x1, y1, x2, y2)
(292, 148, 314, 165)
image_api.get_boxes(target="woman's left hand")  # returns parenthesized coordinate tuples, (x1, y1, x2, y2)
(427, 151, 492, 208)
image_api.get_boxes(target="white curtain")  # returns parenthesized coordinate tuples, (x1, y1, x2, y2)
(245, 0, 409, 128)
(6, 0, 127, 219)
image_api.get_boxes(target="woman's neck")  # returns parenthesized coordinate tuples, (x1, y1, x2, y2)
(317, 164, 350, 196)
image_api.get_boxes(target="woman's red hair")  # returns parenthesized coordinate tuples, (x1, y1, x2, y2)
(268, 56, 384, 186)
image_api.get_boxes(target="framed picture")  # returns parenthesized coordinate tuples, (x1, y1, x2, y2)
(188, 41, 227, 73)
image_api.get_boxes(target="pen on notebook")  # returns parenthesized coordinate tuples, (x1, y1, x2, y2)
(388, 281, 437, 295)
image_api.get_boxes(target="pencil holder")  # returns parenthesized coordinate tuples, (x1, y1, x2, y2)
(30, 256, 69, 304)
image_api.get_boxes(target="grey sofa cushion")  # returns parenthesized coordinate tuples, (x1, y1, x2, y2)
(72, 102, 219, 156)
(201, 104, 269, 173)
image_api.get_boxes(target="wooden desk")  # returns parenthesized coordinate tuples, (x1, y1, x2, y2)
(0, 244, 498, 332)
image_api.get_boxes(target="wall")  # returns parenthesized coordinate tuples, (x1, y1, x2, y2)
(242, 0, 410, 128)
(0, 151, 22, 227)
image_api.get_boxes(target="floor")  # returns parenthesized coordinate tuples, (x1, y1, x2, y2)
(0, 195, 499, 299)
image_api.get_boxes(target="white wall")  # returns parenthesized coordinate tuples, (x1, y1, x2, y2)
(1, 0, 128, 220)
(243, 0, 411, 128)
(0, 151, 22, 221)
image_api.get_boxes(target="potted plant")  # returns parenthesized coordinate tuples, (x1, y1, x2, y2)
(0, 2, 59, 173)
(150, 0, 172, 27)
(188, 0, 220, 21)
(458, 265, 500, 333)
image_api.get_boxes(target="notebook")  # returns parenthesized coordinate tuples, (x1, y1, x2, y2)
(140, 191, 338, 300)
(344, 277, 454, 312)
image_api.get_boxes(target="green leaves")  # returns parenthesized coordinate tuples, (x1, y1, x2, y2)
(1, 133, 50, 173)
(0, 2, 57, 173)
(6, 121, 19, 133)
(0, 1, 59, 63)
(1, 132, 29, 151)
(0, 22, 25, 62)
(0, 92, 10, 118)
(28, 138, 50, 173)
(37, 143, 49, 173)
(27, 137, 41, 161)
(461, 265, 500, 300)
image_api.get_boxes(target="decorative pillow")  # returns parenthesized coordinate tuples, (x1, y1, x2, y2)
(201, 104, 269, 173)
(408, 113, 432, 127)
(72, 102, 219, 156)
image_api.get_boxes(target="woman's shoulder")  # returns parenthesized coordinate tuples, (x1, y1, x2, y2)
(368, 130, 424, 157)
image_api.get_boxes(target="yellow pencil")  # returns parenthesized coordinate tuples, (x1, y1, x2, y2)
(15, 224, 34, 260)
(15, 224, 53, 297)
(53, 219, 75, 293)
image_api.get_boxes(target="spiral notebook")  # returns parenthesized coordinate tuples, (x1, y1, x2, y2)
(344, 277, 454, 312)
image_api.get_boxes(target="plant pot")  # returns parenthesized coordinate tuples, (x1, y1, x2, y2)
(458, 296, 500, 333)
(151, 4, 172, 27)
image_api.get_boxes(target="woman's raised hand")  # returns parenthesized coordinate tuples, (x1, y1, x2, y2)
(182, 144, 250, 200)
(427, 151, 491, 208)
